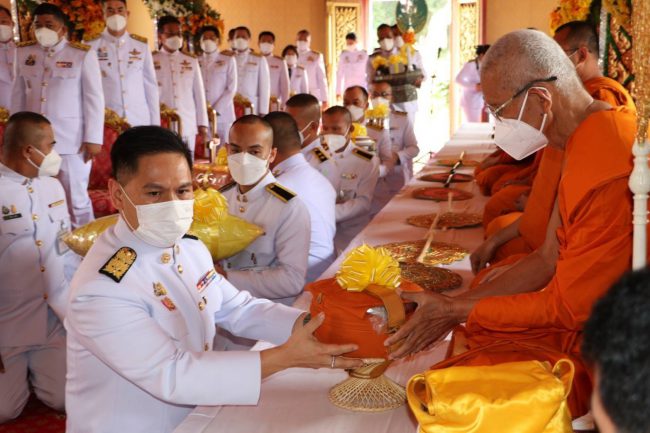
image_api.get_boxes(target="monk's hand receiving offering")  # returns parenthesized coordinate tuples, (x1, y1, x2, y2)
(384, 290, 460, 359)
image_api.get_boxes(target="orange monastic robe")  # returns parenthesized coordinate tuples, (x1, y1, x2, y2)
(584, 76, 637, 115)
(474, 150, 535, 196)
(435, 109, 636, 418)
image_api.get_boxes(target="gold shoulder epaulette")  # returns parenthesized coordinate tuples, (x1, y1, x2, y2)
(83, 34, 101, 43)
(250, 51, 262, 57)
(266, 183, 296, 202)
(219, 181, 237, 192)
(220, 49, 234, 56)
(68, 41, 91, 52)
(313, 147, 331, 163)
(130, 33, 148, 44)
(99, 247, 137, 283)
(181, 50, 197, 59)
(352, 148, 373, 161)
(17, 40, 36, 48)
(312, 50, 321, 55)
(393, 111, 408, 116)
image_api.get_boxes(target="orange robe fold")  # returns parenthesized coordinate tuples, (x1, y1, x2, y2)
(435, 109, 636, 418)
(475, 151, 535, 196)
(583, 76, 637, 115)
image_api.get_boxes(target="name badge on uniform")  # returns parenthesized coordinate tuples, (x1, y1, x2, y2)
(246, 61, 257, 66)
(97, 47, 109, 60)
(197, 269, 216, 293)
(25, 54, 36, 66)
(180, 60, 192, 71)
(216, 60, 225, 67)
(56, 61, 73, 68)
(2, 205, 21, 221)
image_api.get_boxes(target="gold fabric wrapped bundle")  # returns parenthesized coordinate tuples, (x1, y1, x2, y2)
(407, 359, 575, 433)
(335, 244, 401, 292)
(65, 188, 263, 260)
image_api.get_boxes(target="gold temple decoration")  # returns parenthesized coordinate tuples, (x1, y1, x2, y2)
(326, 2, 361, 101)
(633, 0, 650, 143)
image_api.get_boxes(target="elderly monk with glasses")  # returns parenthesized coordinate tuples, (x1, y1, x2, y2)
(385, 29, 637, 418)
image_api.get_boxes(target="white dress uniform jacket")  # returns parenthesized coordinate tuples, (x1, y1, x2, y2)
(371, 110, 420, 215)
(222, 172, 310, 305)
(288, 64, 309, 96)
(263, 53, 290, 111)
(333, 143, 380, 253)
(297, 48, 328, 104)
(301, 137, 341, 192)
(65, 217, 302, 433)
(274, 153, 336, 282)
(234, 50, 271, 115)
(336, 48, 367, 96)
(200, 50, 237, 140)
(0, 40, 15, 109)
(0, 163, 71, 346)
(11, 39, 104, 154)
(364, 121, 393, 178)
(86, 30, 160, 126)
(153, 49, 209, 153)
(455, 59, 483, 122)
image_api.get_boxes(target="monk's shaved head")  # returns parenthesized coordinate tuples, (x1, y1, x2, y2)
(554, 21, 599, 55)
(481, 29, 582, 98)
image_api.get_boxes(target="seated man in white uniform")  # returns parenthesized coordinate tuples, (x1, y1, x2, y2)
(266, 111, 336, 282)
(0, 112, 70, 423)
(65, 126, 361, 433)
(323, 106, 380, 253)
(369, 81, 419, 215)
(285, 93, 341, 191)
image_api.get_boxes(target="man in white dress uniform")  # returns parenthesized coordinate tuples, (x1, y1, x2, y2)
(232, 26, 270, 116)
(11, 4, 104, 228)
(336, 32, 367, 102)
(65, 126, 361, 433)
(0, 6, 16, 110)
(296, 29, 328, 107)
(258, 31, 290, 111)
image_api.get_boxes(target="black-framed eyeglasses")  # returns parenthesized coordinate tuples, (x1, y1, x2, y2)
(485, 76, 557, 120)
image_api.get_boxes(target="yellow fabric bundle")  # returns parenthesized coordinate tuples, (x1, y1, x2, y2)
(335, 244, 401, 292)
(407, 359, 575, 433)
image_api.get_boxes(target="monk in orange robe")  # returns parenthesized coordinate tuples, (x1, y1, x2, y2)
(475, 20, 636, 263)
(386, 29, 636, 418)
(474, 150, 535, 196)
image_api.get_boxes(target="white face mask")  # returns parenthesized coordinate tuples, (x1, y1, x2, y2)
(345, 43, 356, 52)
(371, 97, 390, 108)
(200, 38, 218, 54)
(164, 36, 183, 51)
(379, 38, 394, 52)
(27, 147, 62, 177)
(120, 185, 194, 248)
(494, 89, 549, 161)
(285, 54, 298, 67)
(321, 134, 348, 153)
(394, 36, 404, 48)
(233, 37, 249, 51)
(0, 24, 13, 42)
(259, 42, 274, 55)
(346, 105, 365, 122)
(297, 40, 309, 51)
(227, 152, 269, 186)
(35, 27, 60, 48)
(106, 14, 127, 32)
(298, 121, 313, 145)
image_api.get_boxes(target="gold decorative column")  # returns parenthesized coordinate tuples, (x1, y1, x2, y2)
(327, 1, 361, 104)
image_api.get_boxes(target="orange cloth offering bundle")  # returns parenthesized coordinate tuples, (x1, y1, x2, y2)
(307, 245, 422, 359)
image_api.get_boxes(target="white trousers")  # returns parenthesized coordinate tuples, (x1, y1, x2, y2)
(58, 153, 94, 228)
(0, 310, 66, 423)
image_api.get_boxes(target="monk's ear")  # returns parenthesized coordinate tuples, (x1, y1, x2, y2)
(530, 87, 552, 115)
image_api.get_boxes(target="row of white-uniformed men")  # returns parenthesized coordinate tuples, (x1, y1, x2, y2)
(0, 2, 424, 228)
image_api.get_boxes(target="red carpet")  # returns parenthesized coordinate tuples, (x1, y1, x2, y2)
(0, 397, 65, 433)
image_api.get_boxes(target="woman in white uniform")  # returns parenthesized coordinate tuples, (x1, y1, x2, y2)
(455, 44, 490, 123)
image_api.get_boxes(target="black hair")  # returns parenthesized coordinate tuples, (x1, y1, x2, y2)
(157, 15, 180, 34)
(101, 0, 127, 5)
(297, 29, 310, 37)
(235, 26, 251, 38)
(344, 85, 369, 103)
(111, 126, 192, 181)
(0, 5, 12, 19)
(3, 112, 51, 156)
(231, 114, 273, 134)
(33, 3, 67, 24)
(198, 25, 220, 40)
(323, 106, 352, 125)
(227, 28, 235, 39)
(476, 44, 490, 56)
(377, 23, 392, 34)
(282, 44, 298, 57)
(555, 20, 599, 54)
(286, 93, 320, 109)
(259, 31, 275, 42)
(583, 268, 650, 433)
(345, 32, 356, 41)
(264, 112, 301, 153)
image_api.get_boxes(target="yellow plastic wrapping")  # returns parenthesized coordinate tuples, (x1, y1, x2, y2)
(65, 188, 264, 260)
